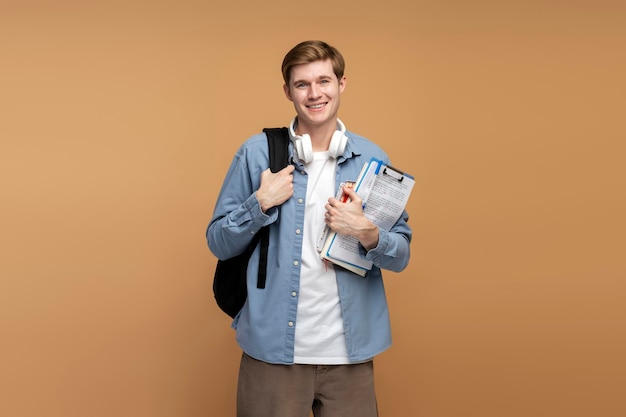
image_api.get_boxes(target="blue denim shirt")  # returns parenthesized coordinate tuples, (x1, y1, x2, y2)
(207, 129, 412, 364)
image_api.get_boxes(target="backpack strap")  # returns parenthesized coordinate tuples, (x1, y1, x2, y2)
(265, 127, 291, 172)
(256, 127, 290, 289)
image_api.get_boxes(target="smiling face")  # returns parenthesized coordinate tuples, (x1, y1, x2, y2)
(283, 59, 346, 135)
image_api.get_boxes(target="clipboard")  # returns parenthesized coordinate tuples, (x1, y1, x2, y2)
(382, 165, 405, 181)
(320, 158, 414, 275)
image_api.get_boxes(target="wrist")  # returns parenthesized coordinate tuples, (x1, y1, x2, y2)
(359, 223, 379, 251)
(255, 191, 269, 213)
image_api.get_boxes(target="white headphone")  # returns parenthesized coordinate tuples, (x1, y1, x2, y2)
(289, 118, 348, 163)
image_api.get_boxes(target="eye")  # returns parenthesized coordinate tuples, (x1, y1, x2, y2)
(295, 82, 307, 89)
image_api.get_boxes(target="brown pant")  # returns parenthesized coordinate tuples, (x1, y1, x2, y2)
(237, 353, 379, 417)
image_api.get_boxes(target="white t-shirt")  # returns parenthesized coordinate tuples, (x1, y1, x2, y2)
(293, 151, 350, 364)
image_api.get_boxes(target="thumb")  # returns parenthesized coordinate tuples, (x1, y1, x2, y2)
(279, 164, 295, 174)
(343, 184, 360, 201)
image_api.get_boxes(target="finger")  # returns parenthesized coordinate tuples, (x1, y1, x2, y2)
(280, 164, 295, 174)
(343, 185, 361, 202)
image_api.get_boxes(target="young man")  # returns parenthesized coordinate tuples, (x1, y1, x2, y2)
(207, 40, 412, 417)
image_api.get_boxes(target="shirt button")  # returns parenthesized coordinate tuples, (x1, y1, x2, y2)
(298, 198, 304, 204)
(293, 260, 299, 266)
(288, 321, 294, 327)
(295, 229, 301, 235)
(291, 291, 297, 297)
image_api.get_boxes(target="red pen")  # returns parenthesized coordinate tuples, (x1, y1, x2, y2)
(339, 181, 355, 203)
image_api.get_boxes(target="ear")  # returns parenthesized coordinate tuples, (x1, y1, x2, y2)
(338, 76, 347, 94)
(283, 84, 294, 102)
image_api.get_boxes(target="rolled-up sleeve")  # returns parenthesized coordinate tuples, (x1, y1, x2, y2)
(364, 210, 412, 272)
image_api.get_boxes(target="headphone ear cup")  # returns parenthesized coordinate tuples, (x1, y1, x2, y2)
(328, 130, 347, 158)
(296, 134, 313, 163)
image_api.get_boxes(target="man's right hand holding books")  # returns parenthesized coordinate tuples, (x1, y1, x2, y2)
(324, 184, 379, 251)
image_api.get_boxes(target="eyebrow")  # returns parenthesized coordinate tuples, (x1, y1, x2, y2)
(292, 75, 333, 85)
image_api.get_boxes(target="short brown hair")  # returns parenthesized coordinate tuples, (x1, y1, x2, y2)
(281, 40, 346, 85)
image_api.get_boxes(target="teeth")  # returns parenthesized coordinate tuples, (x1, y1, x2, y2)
(309, 103, 325, 109)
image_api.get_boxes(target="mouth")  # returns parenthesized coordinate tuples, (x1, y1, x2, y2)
(306, 102, 327, 110)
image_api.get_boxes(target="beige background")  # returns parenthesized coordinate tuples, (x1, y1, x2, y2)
(1, 1, 625, 416)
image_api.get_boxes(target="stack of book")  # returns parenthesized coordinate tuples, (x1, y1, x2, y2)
(317, 158, 415, 276)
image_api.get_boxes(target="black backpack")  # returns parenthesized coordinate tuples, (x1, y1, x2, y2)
(213, 127, 290, 318)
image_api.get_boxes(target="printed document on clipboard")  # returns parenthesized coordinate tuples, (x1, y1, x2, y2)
(320, 158, 415, 276)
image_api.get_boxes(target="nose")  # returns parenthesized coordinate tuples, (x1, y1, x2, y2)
(308, 83, 321, 99)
